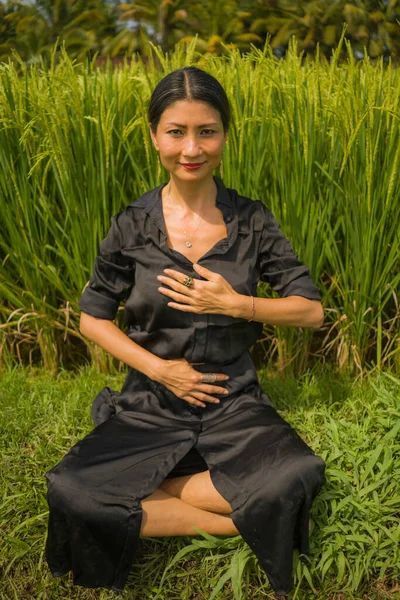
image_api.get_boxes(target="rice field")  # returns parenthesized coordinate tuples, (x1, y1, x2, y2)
(0, 37, 399, 376)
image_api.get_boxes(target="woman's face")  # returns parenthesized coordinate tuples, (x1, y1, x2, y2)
(150, 99, 228, 182)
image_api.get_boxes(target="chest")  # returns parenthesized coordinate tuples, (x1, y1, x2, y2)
(163, 207, 228, 264)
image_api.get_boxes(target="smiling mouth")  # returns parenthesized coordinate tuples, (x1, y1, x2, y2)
(180, 162, 205, 166)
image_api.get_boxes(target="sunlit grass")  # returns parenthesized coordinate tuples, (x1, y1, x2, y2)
(0, 38, 399, 375)
(0, 366, 399, 599)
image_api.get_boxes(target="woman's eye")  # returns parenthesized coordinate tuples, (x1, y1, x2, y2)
(166, 129, 215, 135)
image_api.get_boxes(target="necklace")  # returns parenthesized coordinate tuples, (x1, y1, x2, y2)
(167, 183, 203, 248)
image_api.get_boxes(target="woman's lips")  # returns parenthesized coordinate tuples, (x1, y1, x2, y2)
(180, 162, 205, 170)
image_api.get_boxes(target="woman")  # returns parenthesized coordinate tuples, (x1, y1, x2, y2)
(44, 67, 326, 597)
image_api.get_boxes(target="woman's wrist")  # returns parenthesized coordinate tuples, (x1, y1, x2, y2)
(228, 293, 255, 320)
(142, 356, 166, 383)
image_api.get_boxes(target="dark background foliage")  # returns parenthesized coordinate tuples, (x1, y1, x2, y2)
(0, 0, 399, 65)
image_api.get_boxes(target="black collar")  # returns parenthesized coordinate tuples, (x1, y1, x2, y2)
(131, 175, 233, 214)
(130, 176, 237, 258)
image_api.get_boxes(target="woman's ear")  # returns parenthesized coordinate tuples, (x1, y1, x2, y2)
(149, 125, 159, 151)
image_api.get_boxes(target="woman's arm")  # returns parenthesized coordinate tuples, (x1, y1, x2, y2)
(79, 312, 229, 408)
(227, 294, 324, 329)
(158, 265, 324, 330)
(158, 203, 324, 329)
(80, 312, 163, 380)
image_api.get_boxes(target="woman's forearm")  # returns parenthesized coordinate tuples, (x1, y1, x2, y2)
(229, 295, 324, 329)
(79, 312, 164, 380)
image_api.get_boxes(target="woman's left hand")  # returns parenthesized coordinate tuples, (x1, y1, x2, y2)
(157, 263, 239, 315)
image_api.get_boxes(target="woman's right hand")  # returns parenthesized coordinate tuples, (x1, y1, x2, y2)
(155, 358, 230, 408)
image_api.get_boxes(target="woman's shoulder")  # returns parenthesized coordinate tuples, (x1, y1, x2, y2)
(118, 185, 160, 218)
(115, 183, 163, 220)
(225, 184, 272, 231)
(106, 187, 160, 248)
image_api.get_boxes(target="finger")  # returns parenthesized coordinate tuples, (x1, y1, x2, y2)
(166, 382, 205, 407)
(190, 391, 221, 404)
(158, 287, 194, 305)
(157, 275, 195, 294)
(196, 384, 229, 395)
(173, 388, 221, 406)
(195, 372, 230, 382)
(184, 396, 207, 408)
(163, 268, 191, 282)
(172, 393, 206, 408)
(166, 302, 199, 312)
(163, 270, 200, 291)
(193, 263, 220, 282)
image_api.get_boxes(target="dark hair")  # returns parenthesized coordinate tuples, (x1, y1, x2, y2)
(147, 67, 231, 135)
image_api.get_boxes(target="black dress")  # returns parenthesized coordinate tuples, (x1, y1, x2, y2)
(44, 176, 326, 596)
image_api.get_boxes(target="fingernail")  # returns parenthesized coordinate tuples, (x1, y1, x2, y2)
(223, 390, 229, 394)
(214, 400, 220, 403)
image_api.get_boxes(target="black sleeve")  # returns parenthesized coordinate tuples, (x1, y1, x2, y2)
(78, 212, 135, 320)
(257, 204, 321, 301)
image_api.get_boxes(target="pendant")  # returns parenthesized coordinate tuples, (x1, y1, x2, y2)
(186, 241, 192, 248)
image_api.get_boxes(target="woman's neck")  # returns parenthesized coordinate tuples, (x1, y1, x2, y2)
(166, 174, 218, 212)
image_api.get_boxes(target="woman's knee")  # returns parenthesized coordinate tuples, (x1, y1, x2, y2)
(159, 470, 233, 514)
(46, 467, 84, 515)
(264, 453, 326, 506)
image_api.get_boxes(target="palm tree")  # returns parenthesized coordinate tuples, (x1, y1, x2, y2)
(248, 0, 400, 60)
(1, 0, 399, 64)
(171, 0, 263, 55)
(0, 0, 49, 62)
(103, 0, 192, 57)
(105, 0, 262, 57)
(340, 0, 400, 60)
(1, 0, 117, 64)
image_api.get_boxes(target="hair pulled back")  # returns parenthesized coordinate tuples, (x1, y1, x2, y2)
(147, 67, 231, 135)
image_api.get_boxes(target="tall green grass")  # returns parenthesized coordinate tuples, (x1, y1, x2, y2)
(1, 366, 399, 599)
(1, 38, 399, 375)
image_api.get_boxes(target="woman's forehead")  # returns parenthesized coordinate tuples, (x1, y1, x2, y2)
(159, 100, 222, 125)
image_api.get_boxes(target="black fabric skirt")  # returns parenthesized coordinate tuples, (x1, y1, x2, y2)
(44, 351, 326, 597)
(165, 445, 209, 478)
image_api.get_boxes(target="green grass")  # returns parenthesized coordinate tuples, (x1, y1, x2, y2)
(1, 365, 399, 599)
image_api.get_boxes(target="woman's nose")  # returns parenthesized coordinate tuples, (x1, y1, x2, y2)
(182, 135, 202, 157)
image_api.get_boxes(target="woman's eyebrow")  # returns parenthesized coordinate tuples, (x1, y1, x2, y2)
(164, 122, 219, 128)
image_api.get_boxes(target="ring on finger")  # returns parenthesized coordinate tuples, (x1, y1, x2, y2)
(200, 373, 217, 383)
(183, 276, 193, 288)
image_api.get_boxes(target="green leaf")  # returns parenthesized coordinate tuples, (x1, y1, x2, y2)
(337, 551, 346, 583)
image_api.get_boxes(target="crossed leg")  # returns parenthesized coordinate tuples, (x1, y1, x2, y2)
(140, 470, 239, 537)
(159, 470, 232, 513)
(140, 469, 312, 538)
